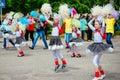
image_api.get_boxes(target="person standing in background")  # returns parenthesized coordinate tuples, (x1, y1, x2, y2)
(86, 14, 93, 41)
(105, 14, 116, 48)
(80, 14, 88, 41)
(25, 13, 35, 43)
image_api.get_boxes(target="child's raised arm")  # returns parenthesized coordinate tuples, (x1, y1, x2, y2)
(88, 17, 96, 31)
(45, 17, 53, 26)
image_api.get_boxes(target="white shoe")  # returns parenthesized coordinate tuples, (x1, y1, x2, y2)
(100, 74, 106, 79)
(92, 77, 101, 80)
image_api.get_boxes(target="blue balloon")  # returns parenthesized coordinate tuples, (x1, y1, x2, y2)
(30, 11, 37, 17)
(39, 14, 45, 21)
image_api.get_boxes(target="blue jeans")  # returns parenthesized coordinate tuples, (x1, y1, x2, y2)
(3, 38, 6, 48)
(65, 33, 72, 43)
(106, 33, 113, 48)
(3, 38, 15, 48)
(32, 31, 48, 48)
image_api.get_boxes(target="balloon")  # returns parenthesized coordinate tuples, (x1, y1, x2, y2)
(111, 11, 119, 19)
(39, 14, 45, 21)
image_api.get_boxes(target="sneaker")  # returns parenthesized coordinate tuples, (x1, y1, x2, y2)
(71, 53, 76, 57)
(43, 47, 48, 49)
(2, 46, 5, 49)
(29, 46, 34, 50)
(66, 46, 69, 49)
(71, 55, 76, 57)
(61, 64, 66, 69)
(100, 74, 106, 79)
(17, 54, 24, 57)
(54, 65, 60, 72)
(92, 77, 101, 80)
(6, 46, 10, 49)
(76, 54, 81, 57)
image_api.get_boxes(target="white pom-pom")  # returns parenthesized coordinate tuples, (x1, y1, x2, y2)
(58, 4, 70, 20)
(108, 47, 114, 53)
(91, 5, 103, 16)
(102, 3, 115, 15)
(41, 3, 52, 18)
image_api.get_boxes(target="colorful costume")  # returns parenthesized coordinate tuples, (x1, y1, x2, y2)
(69, 29, 82, 57)
(46, 14, 67, 72)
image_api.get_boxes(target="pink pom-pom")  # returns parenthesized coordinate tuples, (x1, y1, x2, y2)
(71, 8, 77, 17)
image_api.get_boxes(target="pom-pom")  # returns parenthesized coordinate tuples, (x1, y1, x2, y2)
(91, 5, 102, 16)
(41, 3, 52, 19)
(30, 11, 37, 18)
(39, 14, 45, 21)
(13, 12, 21, 20)
(18, 17, 30, 26)
(72, 18, 80, 28)
(58, 4, 70, 20)
(71, 8, 77, 17)
(111, 10, 119, 19)
(102, 3, 114, 15)
(8, 11, 15, 18)
(73, 14, 80, 19)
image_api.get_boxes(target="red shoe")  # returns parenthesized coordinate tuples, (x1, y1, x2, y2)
(71, 53, 76, 57)
(6, 46, 10, 49)
(76, 53, 81, 57)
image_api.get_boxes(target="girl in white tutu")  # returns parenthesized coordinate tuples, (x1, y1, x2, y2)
(14, 24, 28, 57)
(69, 25, 82, 57)
(46, 13, 67, 72)
(87, 17, 113, 80)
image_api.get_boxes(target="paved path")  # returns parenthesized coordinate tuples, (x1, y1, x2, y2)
(0, 36, 120, 80)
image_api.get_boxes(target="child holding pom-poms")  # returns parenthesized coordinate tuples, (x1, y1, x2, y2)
(46, 13, 67, 72)
(87, 17, 113, 80)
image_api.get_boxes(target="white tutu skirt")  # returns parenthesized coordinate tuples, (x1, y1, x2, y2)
(49, 36, 63, 50)
(87, 42, 111, 54)
(69, 38, 83, 46)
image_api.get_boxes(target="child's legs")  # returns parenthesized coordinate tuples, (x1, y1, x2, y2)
(71, 44, 79, 53)
(106, 33, 113, 48)
(56, 50, 64, 59)
(32, 32, 39, 48)
(52, 50, 59, 66)
(65, 33, 71, 47)
(25, 30, 29, 41)
(3, 38, 6, 48)
(93, 53, 102, 71)
(9, 39, 15, 46)
(56, 50, 67, 65)
(30, 30, 34, 42)
(81, 30, 85, 40)
(39, 31, 48, 48)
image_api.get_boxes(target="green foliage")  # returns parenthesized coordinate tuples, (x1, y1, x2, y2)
(2, 0, 120, 15)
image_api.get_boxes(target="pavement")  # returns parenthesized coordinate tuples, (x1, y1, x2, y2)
(0, 36, 120, 80)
